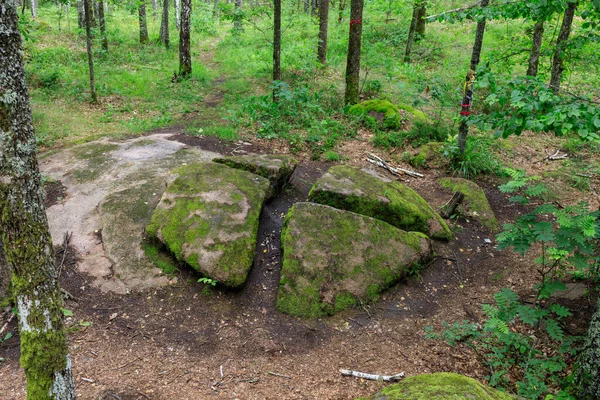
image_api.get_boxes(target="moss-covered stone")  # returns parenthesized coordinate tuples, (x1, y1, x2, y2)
(398, 103, 427, 124)
(277, 202, 433, 318)
(308, 166, 452, 240)
(146, 162, 269, 287)
(408, 142, 444, 169)
(356, 373, 517, 400)
(439, 177, 499, 232)
(349, 100, 404, 130)
(69, 142, 119, 183)
(213, 154, 298, 199)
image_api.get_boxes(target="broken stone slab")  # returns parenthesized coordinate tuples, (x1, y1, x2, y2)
(308, 165, 452, 240)
(213, 154, 297, 199)
(355, 373, 517, 400)
(146, 162, 270, 288)
(439, 177, 499, 232)
(277, 202, 433, 318)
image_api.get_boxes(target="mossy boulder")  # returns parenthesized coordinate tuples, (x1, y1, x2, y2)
(398, 103, 427, 124)
(146, 162, 270, 287)
(439, 177, 499, 232)
(213, 154, 297, 199)
(277, 202, 433, 318)
(356, 373, 517, 400)
(349, 100, 404, 130)
(408, 142, 444, 169)
(308, 166, 452, 240)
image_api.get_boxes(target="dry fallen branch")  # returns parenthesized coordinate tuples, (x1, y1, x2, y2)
(440, 191, 465, 219)
(268, 371, 292, 379)
(367, 153, 424, 178)
(340, 369, 405, 382)
(546, 150, 568, 161)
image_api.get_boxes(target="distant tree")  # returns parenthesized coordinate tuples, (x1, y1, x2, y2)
(526, 21, 544, 77)
(549, 0, 578, 94)
(415, 0, 426, 40)
(338, 0, 346, 22)
(317, 0, 329, 65)
(139, 0, 149, 44)
(83, 0, 97, 102)
(0, 2, 76, 398)
(233, 0, 243, 33)
(273, 0, 281, 101)
(178, 0, 191, 78)
(344, 0, 364, 105)
(98, 0, 108, 51)
(152, 0, 158, 20)
(160, 0, 169, 47)
(404, 1, 419, 62)
(30, 0, 37, 18)
(77, 0, 85, 28)
(174, 0, 180, 29)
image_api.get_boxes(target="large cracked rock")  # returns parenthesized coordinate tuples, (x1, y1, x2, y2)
(439, 177, 499, 232)
(146, 162, 270, 288)
(277, 202, 433, 318)
(308, 165, 452, 240)
(356, 373, 516, 400)
(213, 154, 297, 199)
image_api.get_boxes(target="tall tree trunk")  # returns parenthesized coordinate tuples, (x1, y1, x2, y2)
(549, 1, 577, 94)
(526, 20, 544, 77)
(98, 0, 107, 51)
(152, 0, 158, 19)
(178, 0, 191, 77)
(457, 0, 489, 155)
(404, 3, 418, 62)
(233, 0, 243, 33)
(415, 1, 426, 40)
(83, 0, 97, 102)
(0, 2, 76, 399)
(77, 0, 85, 29)
(344, 0, 364, 105)
(575, 296, 600, 399)
(303, 0, 308, 14)
(160, 0, 170, 47)
(317, 0, 329, 65)
(30, 0, 37, 18)
(338, 0, 345, 22)
(311, 0, 317, 17)
(139, 0, 149, 44)
(273, 0, 281, 102)
(174, 0, 181, 29)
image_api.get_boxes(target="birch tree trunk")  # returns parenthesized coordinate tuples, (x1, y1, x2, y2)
(526, 20, 544, 77)
(77, 0, 85, 29)
(0, 2, 76, 399)
(575, 297, 600, 399)
(273, 0, 281, 102)
(344, 0, 364, 105)
(98, 0, 108, 51)
(160, 0, 170, 47)
(152, 0, 158, 20)
(30, 0, 37, 18)
(83, 0, 97, 102)
(139, 0, 149, 44)
(178, 0, 191, 77)
(549, 1, 577, 94)
(317, 0, 329, 65)
(174, 0, 181, 29)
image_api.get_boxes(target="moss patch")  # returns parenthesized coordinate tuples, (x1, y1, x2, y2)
(277, 202, 433, 318)
(408, 142, 444, 169)
(146, 162, 269, 287)
(348, 99, 404, 130)
(356, 373, 516, 400)
(213, 154, 298, 199)
(69, 142, 119, 182)
(439, 177, 499, 232)
(142, 241, 179, 275)
(398, 103, 427, 124)
(308, 165, 452, 240)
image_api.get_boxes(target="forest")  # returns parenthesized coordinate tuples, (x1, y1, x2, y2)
(1, 0, 600, 399)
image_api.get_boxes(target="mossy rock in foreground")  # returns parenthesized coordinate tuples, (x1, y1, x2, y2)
(439, 177, 499, 232)
(146, 162, 270, 287)
(356, 373, 517, 400)
(213, 154, 298, 199)
(308, 166, 452, 240)
(277, 202, 433, 318)
(348, 99, 403, 130)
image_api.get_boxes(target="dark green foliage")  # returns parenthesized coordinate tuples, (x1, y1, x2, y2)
(445, 136, 503, 179)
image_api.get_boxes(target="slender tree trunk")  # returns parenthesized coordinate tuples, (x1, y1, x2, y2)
(526, 20, 544, 77)
(575, 296, 600, 399)
(0, 2, 76, 399)
(152, 0, 158, 19)
(404, 4, 418, 62)
(415, 1, 426, 40)
(311, 0, 317, 17)
(273, 0, 281, 102)
(83, 0, 97, 102)
(30, 0, 37, 18)
(303, 0, 308, 14)
(549, 1, 577, 94)
(213, 0, 219, 17)
(344, 0, 363, 105)
(174, 0, 181, 29)
(98, 0, 107, 51)
(139, 0, 149, 44)
(77, 0, 85, 29)
(457, 0, 489, 155)
(233, 0, 243, 33)
(160, 0, 170, 47)
(338, 0, 345, 22)
(178, 0, 191, 77)
(317, 0, 329, 65)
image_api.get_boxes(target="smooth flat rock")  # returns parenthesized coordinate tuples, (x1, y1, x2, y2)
(356, 373, 516, 400)
(439, 177, 499, 232)
(308, 165, 452, 240)
(213, 154, 297, 199)
(277, 202, 433, 318)
(146, 162, 270, 288)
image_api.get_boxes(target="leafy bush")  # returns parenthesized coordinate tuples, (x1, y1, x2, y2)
(445, 136, 503, 179)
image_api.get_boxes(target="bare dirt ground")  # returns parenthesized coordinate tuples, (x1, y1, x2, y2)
(1, 128, 598, 400)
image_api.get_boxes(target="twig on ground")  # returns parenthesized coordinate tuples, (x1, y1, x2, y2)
(340, 369, 405, 382)
(57, 231, 72, 278)
(113, 356, 142, 370)
(136, 391, 151, 399)
(348, 317, 363, 326)
(0, 311, 15, 337)
(453, 250, 463, 283)
(545, 149, 568, 161)
(367, 154, 424, 178)
(268, 371, 292, 379)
